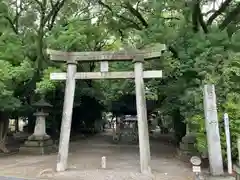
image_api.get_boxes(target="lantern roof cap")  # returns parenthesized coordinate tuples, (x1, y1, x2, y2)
(32, 98, 52, 108)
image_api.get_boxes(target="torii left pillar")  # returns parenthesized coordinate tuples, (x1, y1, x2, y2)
(56, 62, 77, 172)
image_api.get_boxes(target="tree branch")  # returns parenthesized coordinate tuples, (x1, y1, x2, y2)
(192, 1, 208, 33)
(136, 1, 141, 10)
(44, 0, 66, 30)
(97, 0, 142, 30)
(123, 2, 148, 28)
(2, 0, 24, 34)
(219, 3, 240, 30)
(13, 0, 24, 33)
(3, 16, 18, 34)
(97, 0, 113, 12)
(98, 0, 179, 59)
(50, 0, 54, 7)
(33, 0, 44, 9)
(118, 29, 124, 41)
(207, 0, 233, 26)
(203, 10, 216, 16)
(118, 15, 142, 30)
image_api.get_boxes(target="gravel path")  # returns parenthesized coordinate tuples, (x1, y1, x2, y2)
(0, 132, 193, 180)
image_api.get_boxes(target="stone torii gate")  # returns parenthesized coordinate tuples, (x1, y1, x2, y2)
(47, 47, 165, 174)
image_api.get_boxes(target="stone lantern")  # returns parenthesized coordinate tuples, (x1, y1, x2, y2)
(20, 98, 55, 155)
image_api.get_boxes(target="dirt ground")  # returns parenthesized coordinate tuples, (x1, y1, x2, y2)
(0, 131, 194, 180)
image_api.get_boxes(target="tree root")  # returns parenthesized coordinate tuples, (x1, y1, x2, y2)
(0, 142, 9, 153)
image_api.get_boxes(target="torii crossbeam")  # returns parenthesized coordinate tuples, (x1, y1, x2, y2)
(47, 46, 165, 175)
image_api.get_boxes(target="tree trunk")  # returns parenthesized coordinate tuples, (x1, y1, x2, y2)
(15, 118, 19, 132)
(0, 112, 10, 153)
(27, 114, 35, 133)
(172, 109, 186, 145)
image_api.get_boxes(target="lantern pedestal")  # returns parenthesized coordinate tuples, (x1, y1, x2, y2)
(20, 112, 55, 155)
(178, 133, 199, 161)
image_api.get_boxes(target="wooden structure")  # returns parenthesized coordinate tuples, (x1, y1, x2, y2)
(110, 94, 157, 144)
(47, 46, 165, 175)
(112, 116, 138, 144)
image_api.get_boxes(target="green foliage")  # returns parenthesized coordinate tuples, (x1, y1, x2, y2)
(0, 59, 33, 111)
(190, 93, 240, 162)
(0, 60, 20, 111)
(169, 30, 240, 160)
(221, 93, 240, 160)
(0, 29, 35, 112)
(36, 67, 62, 95)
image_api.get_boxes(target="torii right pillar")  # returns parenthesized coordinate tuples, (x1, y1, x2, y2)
(133, 56, 151, 175)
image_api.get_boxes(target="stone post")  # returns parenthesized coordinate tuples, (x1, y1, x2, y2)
(133, 56, 151, 175)
(203, 84, 224, 176)
(56, 62, 77, 172)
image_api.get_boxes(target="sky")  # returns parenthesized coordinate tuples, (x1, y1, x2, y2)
(202, 0, 221, 17)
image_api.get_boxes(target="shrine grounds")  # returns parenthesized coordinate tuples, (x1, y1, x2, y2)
(0, 130, 235, 180)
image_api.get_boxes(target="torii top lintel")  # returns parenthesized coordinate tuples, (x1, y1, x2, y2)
(46, 47, 165, 62)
